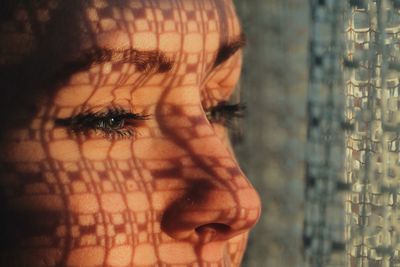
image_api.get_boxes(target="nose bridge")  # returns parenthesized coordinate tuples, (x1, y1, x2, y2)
(158, 104, 261, 242)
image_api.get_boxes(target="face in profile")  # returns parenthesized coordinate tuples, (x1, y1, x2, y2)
(0, 0, 261, 266)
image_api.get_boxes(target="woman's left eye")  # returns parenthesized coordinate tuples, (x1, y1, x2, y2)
(54, 107, 149, 139)
(206, 102, 246, 127)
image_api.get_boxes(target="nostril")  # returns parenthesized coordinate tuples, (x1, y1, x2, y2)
(195, 223, 231, 242)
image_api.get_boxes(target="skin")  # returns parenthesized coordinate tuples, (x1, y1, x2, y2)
(0, 0, 261, 266)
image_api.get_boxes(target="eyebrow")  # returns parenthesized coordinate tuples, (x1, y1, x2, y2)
(213, 33, 247, 68)
(57, 33, 246, 81)
(60, 47, 174, 77)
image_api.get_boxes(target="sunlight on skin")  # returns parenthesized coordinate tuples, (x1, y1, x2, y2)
(0, 0, 261, 266)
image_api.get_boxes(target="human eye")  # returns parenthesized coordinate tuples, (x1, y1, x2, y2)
(54, 107, 149, 139)
(205, 101, 246, 128)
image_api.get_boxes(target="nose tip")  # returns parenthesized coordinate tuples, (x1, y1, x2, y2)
(161, 179, 261, 243)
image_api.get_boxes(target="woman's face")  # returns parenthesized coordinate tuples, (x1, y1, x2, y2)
(0, 0, 261, 266)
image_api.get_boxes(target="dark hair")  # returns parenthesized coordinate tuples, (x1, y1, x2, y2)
(0, 0, 83, 137)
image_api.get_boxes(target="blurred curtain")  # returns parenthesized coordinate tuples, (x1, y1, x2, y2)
(233, 1, 309, 266)
(235, 0, 400, 267)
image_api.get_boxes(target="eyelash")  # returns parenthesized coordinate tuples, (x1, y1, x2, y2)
(206, 102, 246, 128)
(54, 102, 245, 139)
(54, 107, 149, 139)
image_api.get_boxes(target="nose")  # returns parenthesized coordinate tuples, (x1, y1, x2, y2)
(160, 129, 261, 243)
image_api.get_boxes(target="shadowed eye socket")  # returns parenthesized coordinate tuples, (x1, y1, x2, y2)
(54, 107, 149, 139)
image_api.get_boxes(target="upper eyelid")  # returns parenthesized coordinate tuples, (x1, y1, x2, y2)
(56, 107, 149, 119)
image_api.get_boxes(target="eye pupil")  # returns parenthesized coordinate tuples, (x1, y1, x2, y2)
(108, 117, 124, 128)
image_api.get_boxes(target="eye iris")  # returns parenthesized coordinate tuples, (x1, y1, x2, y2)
(108, 117, 124, 129)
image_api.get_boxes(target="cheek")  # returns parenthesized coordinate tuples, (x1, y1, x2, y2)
(0, 138, 47, 163)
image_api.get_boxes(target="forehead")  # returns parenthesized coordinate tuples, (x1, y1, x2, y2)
(1, 0, 242, 63)
(85, 0, 242, 59)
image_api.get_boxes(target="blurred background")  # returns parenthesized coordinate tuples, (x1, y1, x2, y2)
(233, 1, 308, 266)
(233, 1, 400, 267)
